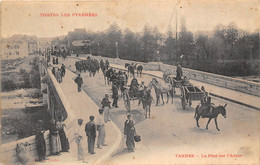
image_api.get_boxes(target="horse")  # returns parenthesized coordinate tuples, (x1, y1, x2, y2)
(125, 63, 131, 68)
(128, 65, 136, 77)
(194, 104, 227, 131)
(136, 65, 143, 77)
(149, 78, 174, 106)
(163, 73, 180, 94)
(125, 63, 136, 77)
(140, 88, 153, 119)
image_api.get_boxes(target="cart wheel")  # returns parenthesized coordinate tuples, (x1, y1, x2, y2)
(181, 87, 186, 110)
(123, 91, 131, 111)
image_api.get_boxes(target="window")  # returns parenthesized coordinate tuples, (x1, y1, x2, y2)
(16, 52, 19, 55)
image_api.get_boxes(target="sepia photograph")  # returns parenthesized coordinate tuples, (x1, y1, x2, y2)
(0, 0, 259, 164)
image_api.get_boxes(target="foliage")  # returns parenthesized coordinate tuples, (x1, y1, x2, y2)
(59, 22, 259, 76)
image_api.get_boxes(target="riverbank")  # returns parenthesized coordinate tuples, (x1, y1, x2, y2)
(1, 88, 50, 144)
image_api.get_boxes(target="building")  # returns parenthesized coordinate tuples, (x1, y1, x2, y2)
(1, 35, 40, 60)
(28, 40, 38, 55)
(1, 40, 29, 60)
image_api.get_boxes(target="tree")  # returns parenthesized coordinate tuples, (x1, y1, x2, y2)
(121, 28, 141, 61)
(140, 24, 155, 62)
(162, 25, 176, 62)
(225, 23, 238, 58)
(105, 22, 123, 58)
(178, 18, 195, 65)
(195, 34, 209, 59)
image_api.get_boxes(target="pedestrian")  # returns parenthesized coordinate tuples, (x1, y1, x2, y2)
(101, 94, 111, 122)
(74, 74, 83, 92)
(112, 84, 119, 108)
(96, 109, 107, 149)
(85, 116, 96, 154)
(124, 114, 136, 152)
(123, 72, 128, 84)
(35, 120, 47, 162)
(47, 54, 50, 63)
(74, 119, 87, 163)
(52, 67, 56, 76)
(49, 119, 61, 155)
(57, 116, 69, 152)
(53, 57, 56, 65)
(56, 57, 59, 64)
(56, 69, 62, 83)
(61, 64, 66, 77)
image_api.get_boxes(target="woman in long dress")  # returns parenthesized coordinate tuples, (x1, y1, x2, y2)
(124, 114, 135, 152)
(57, 117, 69, 152)
(35, 120, 46, 161)
(49, 119, 61, 155)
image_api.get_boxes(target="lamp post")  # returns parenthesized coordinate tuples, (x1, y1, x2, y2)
(157, 50, 160, 62)
(98, 43, 99, 56)
(89, 42, 92, 55)
(115, 42, 119, 58)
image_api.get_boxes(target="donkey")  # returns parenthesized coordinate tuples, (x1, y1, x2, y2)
(136, 65, 143, 77)
(194, 104, 227, 131)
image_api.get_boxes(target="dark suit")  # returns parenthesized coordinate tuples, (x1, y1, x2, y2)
(112, 85, 119, 107)
(85, 121, 96, 153)
(74, 76, 83, 92)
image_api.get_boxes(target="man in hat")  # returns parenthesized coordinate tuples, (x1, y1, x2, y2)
(52, 67, 56, 76)
(61, 64, 66, 78)
(74, 118, 87, 162)
(112, 84, 119, 108)
(96, 109, 107, 149)
(74, 74, 83, 92)
(176, 62, 183, 80)
(124, 114, 135, 152)
(101, 94, 111, 122)
(85, 116, 96, 154)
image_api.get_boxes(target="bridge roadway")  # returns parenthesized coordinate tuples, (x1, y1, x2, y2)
(56, 56, 259, 164)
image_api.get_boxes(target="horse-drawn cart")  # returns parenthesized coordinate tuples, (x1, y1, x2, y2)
(180, 85, 204, 110)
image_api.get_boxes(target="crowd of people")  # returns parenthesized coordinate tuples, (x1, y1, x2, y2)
(51, 55, 66, 84)
(75, 57, 100, 77)
(73, 105, 112, 163)
(35, 117, 69, 162)
(30, 56, 139, 164)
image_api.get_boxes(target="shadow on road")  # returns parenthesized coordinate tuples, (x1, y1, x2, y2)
(111, 148, 129, 157)
(189, 127, 220, 135)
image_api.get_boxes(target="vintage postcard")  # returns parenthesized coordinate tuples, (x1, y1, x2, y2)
(1, 0, 259, 165)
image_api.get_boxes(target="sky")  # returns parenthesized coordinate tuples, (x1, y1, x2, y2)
(1, 0, 259, 38)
